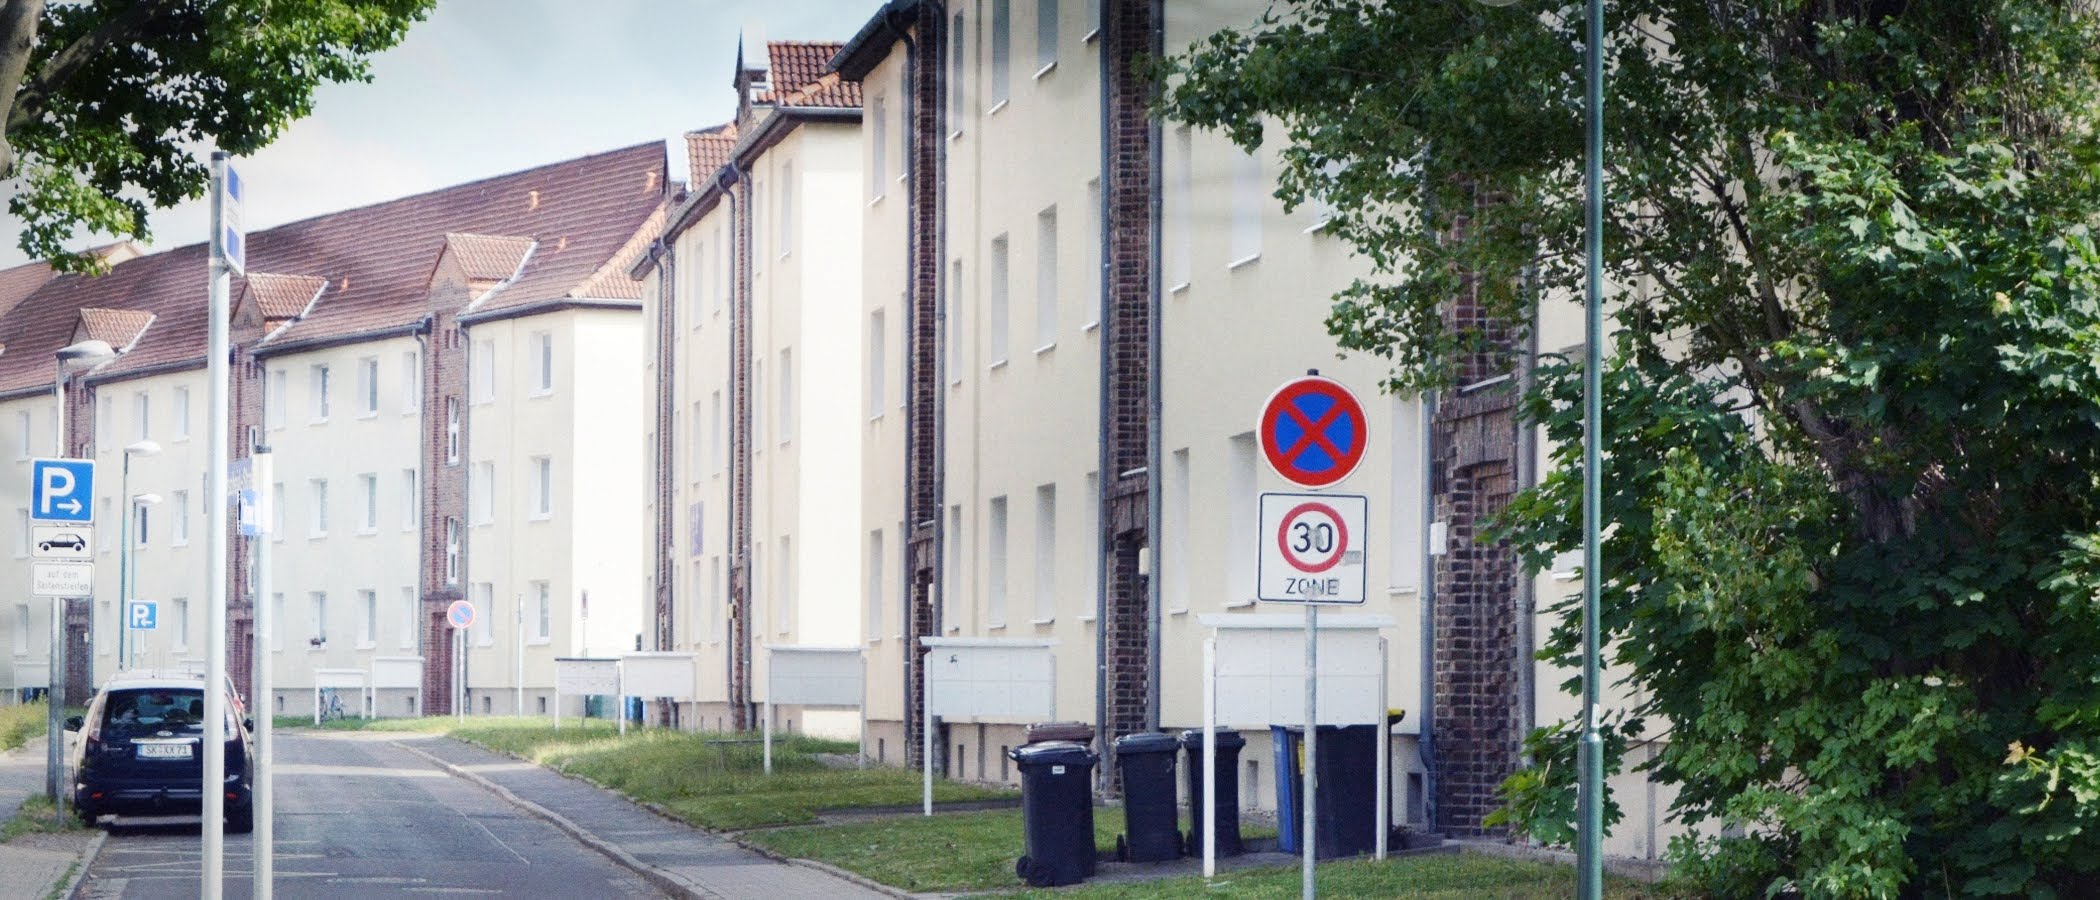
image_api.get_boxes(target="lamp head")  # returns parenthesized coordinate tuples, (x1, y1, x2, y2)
(124, 440, 162, 457)
(56, 339, 117, 368)
(133, 493, 163, 507)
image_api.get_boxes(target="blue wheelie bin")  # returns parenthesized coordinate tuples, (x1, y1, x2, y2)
(1272, 724, 1378, 858)
(1011, 741, 1098, 887)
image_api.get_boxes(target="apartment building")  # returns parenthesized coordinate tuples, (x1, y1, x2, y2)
(636, 40, 866, 733)
(0, 145, 665, 720)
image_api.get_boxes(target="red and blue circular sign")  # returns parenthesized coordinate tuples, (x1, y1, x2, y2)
(447, 599, 475, 630)
(1258, 375, 1368, 489)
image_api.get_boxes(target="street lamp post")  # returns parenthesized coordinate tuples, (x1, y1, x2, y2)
(118, 441, 163, 674)
(1473, 1, 1607, 896)
(48, 339, 117, 810)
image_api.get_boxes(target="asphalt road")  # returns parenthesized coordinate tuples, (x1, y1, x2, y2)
(78, 730, 664, 899)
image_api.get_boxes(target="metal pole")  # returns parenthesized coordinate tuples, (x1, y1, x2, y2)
(1575, 0, 1608, 897)
(47, 362, 66, 811)
(1202, 637, 1217, 878)
(119, 454, 130, 674)
(203, 150, 233, 899)
(1302, 604, 1318, 900)
(1375, 636, 1389, 860)
(252, 448, 274, 900)
(921, 676, 933, 817)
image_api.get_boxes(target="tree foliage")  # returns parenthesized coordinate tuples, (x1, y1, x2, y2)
(1157, 1, 2100, 895)
(1, 0, 432, 271)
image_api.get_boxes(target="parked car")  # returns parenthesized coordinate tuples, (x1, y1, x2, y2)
(37, 532, 86, 552)
(65, 671, 255, 832)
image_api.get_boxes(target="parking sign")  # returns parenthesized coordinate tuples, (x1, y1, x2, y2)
(30, 458, 96, 523)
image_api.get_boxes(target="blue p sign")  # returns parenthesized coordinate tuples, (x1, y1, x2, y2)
(31, 458, 95, 522)
(127, 600, 157, 630)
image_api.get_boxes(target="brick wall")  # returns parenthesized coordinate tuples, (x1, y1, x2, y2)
(1097, 0, 1161, 763)
(900, 2, 944, 771)
(651, 252, 678, 656)
(1429, 258, 1527, 836)
(726, 161, 754, 731)
(421, 274, 471, 714)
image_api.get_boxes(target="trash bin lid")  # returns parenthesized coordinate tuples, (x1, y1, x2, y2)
(1012, 740, 1097, 767)
(1178, 728, 1247, 750)
(1113, 732, 1181, 755)
(1025, 721, 1097, 744)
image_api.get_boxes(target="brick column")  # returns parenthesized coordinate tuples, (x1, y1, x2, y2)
(1098, 0, 1162, 761)
(651, 252, 678, 657)
(898, 2, 945, 771)
(421, 306, 468, 714)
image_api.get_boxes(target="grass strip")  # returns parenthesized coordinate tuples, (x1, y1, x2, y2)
(1007, 854, 1676, 899)
(1, 701, 49, 753)
(743, 808, 1126, 893)
(3, 795, 91, 842)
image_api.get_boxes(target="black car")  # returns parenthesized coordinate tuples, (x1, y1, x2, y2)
(66, 673, 255, 832)
(37, 532, 86, 552)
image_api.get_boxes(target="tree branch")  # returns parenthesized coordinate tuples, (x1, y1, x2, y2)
(6, 0, 181, 135)
(0, 0, 46, 179)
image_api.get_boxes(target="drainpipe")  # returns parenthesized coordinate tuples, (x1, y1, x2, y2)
(716, 161, 748, 728)
(412, 316, 432, 664)
(1143, 0, 1166, 733)
(1092, 0, 1114, 768)
(1418, 391, 1438, 833)
(1515, 262, 1541, 753)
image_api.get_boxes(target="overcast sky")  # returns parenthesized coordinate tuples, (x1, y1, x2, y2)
(0, 0, 882, 269)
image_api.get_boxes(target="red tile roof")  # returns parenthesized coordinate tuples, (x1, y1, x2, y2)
(758, 42, 845, 102)
(0, 142, 668, 394)
(775, 71, 863, 109)
(685, 123, 739, 187)
(443, 233, 537, 284)
(238, 273, 328, 321)
(75, 308, 156, 351)
(0, 259, 54, 321)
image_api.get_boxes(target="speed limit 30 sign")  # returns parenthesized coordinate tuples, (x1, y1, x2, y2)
(1257, 492, 1368, 604)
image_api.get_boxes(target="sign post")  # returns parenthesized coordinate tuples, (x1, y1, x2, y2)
(248, 447, 275, 900)
(1254, 371, 1369, 900)
(448, 600, 474, 723)
(201, 151, 242, 899)
(31, 457, 95, 817)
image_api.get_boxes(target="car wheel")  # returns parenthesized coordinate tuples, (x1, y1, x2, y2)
(227, 808, 254, 834)
(73, 804, 98, 827)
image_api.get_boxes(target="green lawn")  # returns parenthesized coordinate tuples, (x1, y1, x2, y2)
(1, 701, 48, 753)
(3, 795, 91, 842)
(288, 715, 1014, 830)
(1012, 854, 1675, 899)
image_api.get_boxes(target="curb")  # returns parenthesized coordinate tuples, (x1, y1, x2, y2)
(60, 830, 107, 900)
(390, 739, 719, 900)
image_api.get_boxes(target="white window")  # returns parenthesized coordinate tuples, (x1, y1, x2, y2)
(1169, 126, 1192, 288)
(710, 391, 723, 474)
(401, 469, 417, 531)
(13, 602, 29, 653)
(133, 391, 150, 441)
(778, 349, 794, 443)
(271, 593, 285, 651)
(531, 581, 551, 642)
(13, 508, 29, 558)
(868, 310, 887, 417)
(752, 542, 765, 634)
(989, 235, 1010, 365)
(754, 359, 766, 450)
(135, 504, 149, 547)
(100, 499, 111, 551)
(471, 340, 495, 404)
(445, 397, 461, 464)
(175, 599, 191, 651)
(1037, 0, 1059, 72)
(753, 179, 767, 266)
(776, 536, 792, 635)
(267, 369, 287, 429)
(357, 356, 379, 416)
(945, 505, 962, 626)
(1082, 472, 1099, 611)
(359, 473, 378, 533)
(271, 483, 286, 540)
(947, 260, 964, 383)
(690, 401, 705, 476)
(173, 386, 190, 440)
(96, 394, 109, 448)
(14, 411, 29, 458)
(310, 364, 331, 421)
(1388, 396, 1427, 593)
(1167, 448, 1189, 612)
(1231, 146, 1263, 266)
(690, 238, 708, 327)
(531, 332, 554, 396)
(171, 490, 190, 546)
(401, 351, 420, 414)
(1085, 179, 1102, 328)
(445, 518, 461, 585)
(471, 583, 493, 646)
(358, 589, 377, 648)
(778, 163, 794, 256)
(710, 555, 724, 644)
(310, 592, 328, 645)
(989, 0, 1011, 108)
(1036, 206, 1058, 350)
(871, 97, 888, 199)
(310, 478, 329, 537)
(1230, 433, 1257, 603)
(949, 12, 967, 132)
(988, 496, 1009, 627)
(1034, 484, 1056, 623)
(471, 462, 494, 525)
(531, 456, 552, 519)
(714, 223, 728, 313)
(867, 529, 885, 641)
(400, 587, 418, 649)
(1086, 0, 1101, 37)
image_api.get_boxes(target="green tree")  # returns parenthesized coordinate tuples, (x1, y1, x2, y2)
(1158, 1, 2100, 895)
(1, 0, 432, 271)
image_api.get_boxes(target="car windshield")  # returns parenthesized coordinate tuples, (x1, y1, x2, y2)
(101, 688, 208, 740)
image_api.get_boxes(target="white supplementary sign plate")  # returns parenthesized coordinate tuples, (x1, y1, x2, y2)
(922, 639, 1057, 721)
(1203, 616, 1391, 727)
(1257, 492, 1368, 604)
(555, 658, 622, 696)
(769, 647, 863, 708)
(621, 652, 697, 701)
(371, 657, 423, 690)
(31, 525, 93, 560)
(32, 561, 94, 598)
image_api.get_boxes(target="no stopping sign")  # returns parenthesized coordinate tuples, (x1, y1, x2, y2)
(1257, 492, 1368, 604)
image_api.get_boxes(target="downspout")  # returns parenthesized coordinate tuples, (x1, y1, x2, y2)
(931, 2, 950, 651)
(1515, 262, 1541, 755)
(1417, 390, 1437, 833)
(716, 161, 748, 728)
(412, 316, 432, 663)
(1092, 0, 1113, 762)
(1143, 0, 1166, 734)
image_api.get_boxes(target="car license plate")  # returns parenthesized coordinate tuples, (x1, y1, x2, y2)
(136, 742, 193, 760)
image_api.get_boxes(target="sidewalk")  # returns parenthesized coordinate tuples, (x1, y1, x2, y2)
(0, 742, 101, 900)
(392, 734, 897, 900)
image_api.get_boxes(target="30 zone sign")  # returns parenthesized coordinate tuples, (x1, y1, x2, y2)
(1256, 492, 1368, 604)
